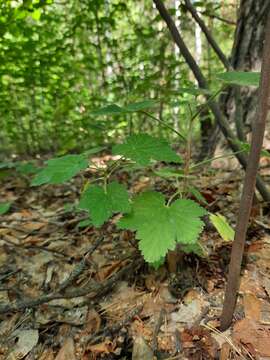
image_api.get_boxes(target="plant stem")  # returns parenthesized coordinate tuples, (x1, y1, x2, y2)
(220, 13, 270, 331)
(183, 105, 193, 194)
(140, 110, 186, 141)
(190, 149, 246, 170)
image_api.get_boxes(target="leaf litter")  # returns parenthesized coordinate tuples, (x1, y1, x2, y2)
(0, 155, 270, 359)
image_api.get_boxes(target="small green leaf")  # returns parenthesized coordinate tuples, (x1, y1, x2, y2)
(31, 154, 89, 186)
(209, 213, 235, 242)
(83, 147, 106, 156)
(92, 100, 157, 116)
(234, 140, 270, 157)
(78, 182, 131, 227)
(15, 162, 39, 175)
(0, 202, 11, 215)
(0, 162, 15, 170)
(118, 192, 206, 263)
(188, 186, 208, 205)
(113, 134, 182, 166)
(31, 9, 41, 20)
(92, 104, 126, 116)
(124, 100, 158, 112)
(216, 72, 260, 87)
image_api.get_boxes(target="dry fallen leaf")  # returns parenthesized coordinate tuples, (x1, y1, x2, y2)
(38, 348, 55, 360)
(7, 329, 39, 360)
(132, 336, 154, 360)
(55, 337, 76, 360)
(243, 292, 262, 321)
(233, 318, 270, 357)
(87, 339, 116, 355)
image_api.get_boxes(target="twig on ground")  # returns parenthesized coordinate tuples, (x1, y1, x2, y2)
(0, 259, 139, 314)
(152, 308, 166, 354)
(82, 304, 144, 346)
(174, 328, 182, 354)
(58, 236, 105, 292)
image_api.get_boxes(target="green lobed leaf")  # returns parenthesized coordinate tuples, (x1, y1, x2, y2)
(78, 181, 131, 227)
(118, 191, 207, 263)
(31, 154, 89, 186)
(112, 134, 182, 166)
(216, 71, 260, 87)
(209, 213, 235, 242)
(0, 202, 11, 215)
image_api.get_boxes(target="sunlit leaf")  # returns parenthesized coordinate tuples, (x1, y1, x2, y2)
(78, 182, 131, 226)
(113, 134, 182, 166)
(210, 213, 235, 242)
(0, 202, 11, 215)
(216, 72, 260, 87)
(31, 154, 89, 186)
(118, 192, 206, 263)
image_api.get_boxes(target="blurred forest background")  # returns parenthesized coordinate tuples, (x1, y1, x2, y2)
(0, 0, 268, 158)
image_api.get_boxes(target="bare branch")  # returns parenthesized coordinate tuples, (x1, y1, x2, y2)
(183, 0, 231, 69)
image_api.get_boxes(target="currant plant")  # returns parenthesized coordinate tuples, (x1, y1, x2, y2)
(29, 98, 235, 268)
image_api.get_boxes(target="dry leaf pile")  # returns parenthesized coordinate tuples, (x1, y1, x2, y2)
(1, 161, 270, 359)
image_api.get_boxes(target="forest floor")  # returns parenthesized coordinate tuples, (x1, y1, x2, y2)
(1, 154, 270, 360)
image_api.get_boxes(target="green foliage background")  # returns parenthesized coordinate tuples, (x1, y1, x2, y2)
(0, 0, 234, 156)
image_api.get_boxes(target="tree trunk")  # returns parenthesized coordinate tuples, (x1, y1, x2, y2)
(222, 0, 270, 128)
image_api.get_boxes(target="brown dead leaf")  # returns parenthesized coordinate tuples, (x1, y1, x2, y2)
(101, 282, 144, 321)
(81, 309, 101, 336)
(96, 260, 123, 281)
(240, 269, 265, 297)
(233, 318, 270, 357)
(87, 340, 116, 355)
(131, 176, 151, 194)
(21, 221, 46, 232)
(55, 337, 76, 360)
(130, 319, 153, 341)
(21, 235, 43, 245)
(181, 327, 218, 358)
(243, 293, 262, 321)
(7, 329, 39, 360)
(260, 301, 270, 324)
(220, 343, 232, 360)
(38, 348, 55, 360)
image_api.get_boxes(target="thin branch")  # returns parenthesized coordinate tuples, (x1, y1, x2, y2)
(184, 0, 231, 69)
(140, 110, 186, 141)
(198, 10, 236, 26)
(58, 236, 105, 292)
(152, 0, 270, 203)
(220, 13, 270, 331)
(0, 259, 138, 314)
